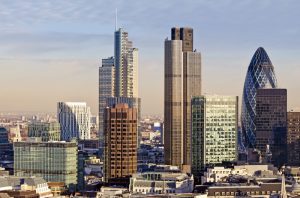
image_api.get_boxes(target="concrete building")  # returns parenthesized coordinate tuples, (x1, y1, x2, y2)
(164, 27, 201, 169)
(104, 103, 137, 183)
(0, 176, 53, 198)
(287, 112, 300, 165)
(129, 172, 194, 195)
(58, 102, 91, 141)
(28, 121, 60, 142)
(255, 88, 287, 167)
(14, 141, 77, 191)
(191, 95, 238, 178)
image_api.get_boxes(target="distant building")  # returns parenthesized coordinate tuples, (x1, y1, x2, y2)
(0, 127, 13, 162)
(287, 112, 300, 165)
(58, 102, 91, 141)
(28, 121, 60, 142)
(104, 103, 137, 183)
(99, 57, 115, 143)
(191, 95, 238, 178)
(129, 171, 194, 195)
(14, 141, 77, 191)
(255, 88, 287, 167)
(0, 127, 12, 155)
(164, 27, 201, 169)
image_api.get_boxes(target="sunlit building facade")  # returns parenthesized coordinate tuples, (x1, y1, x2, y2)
(164, 27, 201, 169)
(241, 47, 278, 148)
(191, 95, 238, 177)
(14, 141, 78, 191)
(58, 102, 91, 141)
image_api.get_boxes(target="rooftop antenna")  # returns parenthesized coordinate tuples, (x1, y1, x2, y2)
(115, 8, 118, 31)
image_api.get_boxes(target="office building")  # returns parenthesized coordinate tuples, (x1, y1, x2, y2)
(58, 102, 91, 141)
(255, 88, 287, 166)
(114, 28, 138, 98)
(28, 121, 60, 142)
(164, 27, 201, 169)
(14, 141, 78, 191)
(191, 95, 238, 177)
(99, 57, 115, 141)
(241, 47, 278, 148)
(0, 127, 13, 162)
(104, 103, 137, 182)
(0, 127, 11, 153)
(287, 112, 300, 165)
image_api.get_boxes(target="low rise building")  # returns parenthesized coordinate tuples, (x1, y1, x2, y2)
(130, 172, 194, 195)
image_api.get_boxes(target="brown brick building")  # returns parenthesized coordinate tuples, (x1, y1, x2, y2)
(104, 103, 137, 183)
(287, 112, 300, 165)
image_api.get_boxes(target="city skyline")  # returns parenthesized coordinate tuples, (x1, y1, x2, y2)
(0, 0, 300, 115)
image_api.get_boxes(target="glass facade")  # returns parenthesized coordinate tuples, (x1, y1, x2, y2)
(14, 141, 77, 190)
(241, 47, 277, 148)
(28, 121, 61, 141)
(191, 96, 238, 176)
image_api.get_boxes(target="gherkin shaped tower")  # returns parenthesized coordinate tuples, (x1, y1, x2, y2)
(241, 47, 278, 148)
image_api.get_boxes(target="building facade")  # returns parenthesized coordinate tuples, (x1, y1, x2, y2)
(14, 141, 77, 190)
(129, 172, 194, 195)
(99, 57, 115, 144)
(191, 95, 238, 177)
(58, 102, 91, 141)
(164, 27, 201, 169)
(114, 28, 138, 98)
(241, 47, 278, 149)
(255, 88, 287, 166)
(104, 103, 137, 182)
(28, 121, 60, 142)
(287, 112, 300, 165)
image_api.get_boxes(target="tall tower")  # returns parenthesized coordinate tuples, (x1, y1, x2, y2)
(241, 47, 277, 149)
(114, 28, 138, 98)
(99, 57, 115, 142)
(164, 27, 201, 169)
(104, 103, 137, 182)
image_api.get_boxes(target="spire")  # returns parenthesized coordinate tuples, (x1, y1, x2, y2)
(115, 8, 118, 31)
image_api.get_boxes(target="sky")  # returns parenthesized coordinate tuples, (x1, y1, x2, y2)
(0, 0, 300, 116)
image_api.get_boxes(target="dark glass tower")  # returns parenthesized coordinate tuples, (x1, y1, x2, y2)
(241, 47, 278, 148)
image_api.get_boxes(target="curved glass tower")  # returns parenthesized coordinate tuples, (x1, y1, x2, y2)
(241, 47, 278, 148)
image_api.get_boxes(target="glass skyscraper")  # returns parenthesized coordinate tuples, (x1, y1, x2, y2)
(191, 95, 238, 177)
(241, 47, 278, 148)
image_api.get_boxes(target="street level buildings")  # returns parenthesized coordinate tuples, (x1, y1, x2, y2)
(191, 95, 238, 177)
(58, 102, 91, 141)
(164, 27, 201, 169)
(104, 103, 137, 182)
(287, 112, 300, 165)
(14, 141, 78, 191)
(255, 88, 287, 167)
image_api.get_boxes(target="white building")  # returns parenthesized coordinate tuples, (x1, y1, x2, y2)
(58, 102, 91, 141)
(201, 164, 278, 184)
(130, 172, 194, 195)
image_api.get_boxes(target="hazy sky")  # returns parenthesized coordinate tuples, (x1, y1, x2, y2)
(0, 0, 299, 116)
